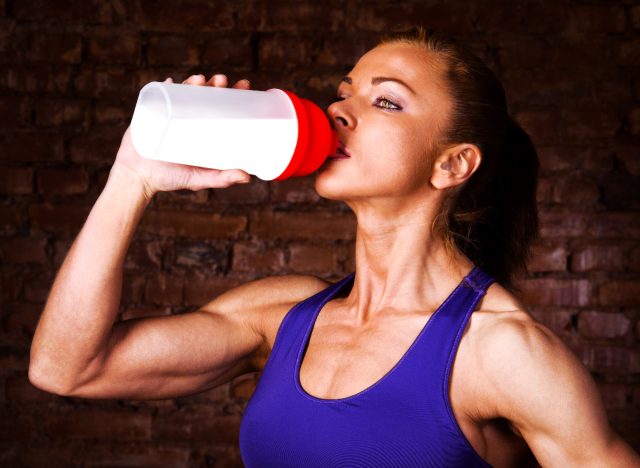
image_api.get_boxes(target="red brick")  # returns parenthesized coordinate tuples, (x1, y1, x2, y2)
(173, 241, 228, 270)
(232, 241, 285, 272)
(122, 273, 146, 304)
(496, 37, 547, 69)
(183, 272, 244, 307)
(0, 270, 21, 302)
(355, 2, 471, 32)
(34, 98, 88, 127)
(0, 344, 30, 371)
(0, 96, 31, 128)
(23, 270, 53, 303)
(80, 444, 190, 468)
(596, 382, 628, 410)
(145, 273, 184, 305)
(527, 242, 567, 272)
(0, 237, 47, 264)
(3, 302, 42, 338)
(515, 110, 561, 144)
(552, 173, 600, 205)
(565, 5, 626, 34)
(527, 307, 575, 340)
(536, 176, 552, 205)
(563, 109, 621, 140)
(630, 247, 640, 273)
(538, 210, 588, 238)
(259, 35, 315, 70)
(211, 179, 269, 205)
(0, 133, 64, 162)
(12, 0, 110, 23)
(154, 189, 209, 207)
(147, 35, 199, 66)
(43, 409, 151, 441)
(0, 408, 33, 441)
(632, 5, 640, 30)
(616, 39, 640, 66)
(5, 372, 59, 403)
(0, 166, 33, 194)
(0, 204, 23, 236)
(271, 176, 321, 203)
(153, 408, 240, 444)
(288, 243, 337, 274)
(516, 278, 592, 307)
(0, 64, 72, 94)
(579, 345, 640, 373)
(588, 212, 640, 238)
(73, 68, 139, 99)
(140, 210, 247, 239)
(93, 101, 131, 124)
(598, 280, 640, 307)
(125, 240, 165, 269)
(628, 108, 640, 137)
(134, 0, 234, 32)
(571, 244, 626, 272)
(69, 125, 124, 165)
(473, 3, 566, 34)
(37, 167, 89, 195)
(25, 31, 82, 63)
(578, 311, 631, 340)
(202, 34, 253, 68)
(263, 1, 344, 32)
(29, 203, 90, 233)
(251, 210, 356, 240)
(88, 30, 141, 64)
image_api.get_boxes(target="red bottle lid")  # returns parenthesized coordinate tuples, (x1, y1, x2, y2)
(275, 90, 339, 181)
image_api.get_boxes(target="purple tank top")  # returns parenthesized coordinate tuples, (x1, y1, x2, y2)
(240, 266, 495, 467)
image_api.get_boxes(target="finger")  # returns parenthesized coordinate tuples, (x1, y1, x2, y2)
(209, 73, 229, 88)
(164, 77, 174, 83)
(182, 74, 206, 85)
(232, 79, 251, 90)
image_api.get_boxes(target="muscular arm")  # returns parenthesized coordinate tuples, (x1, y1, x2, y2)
(29, 160, 329, 400)
(476, 315, 640, 467)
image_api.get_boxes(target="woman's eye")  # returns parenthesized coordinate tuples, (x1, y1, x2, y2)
(375, 96, 401, 111)
(332, 96, 345, 103)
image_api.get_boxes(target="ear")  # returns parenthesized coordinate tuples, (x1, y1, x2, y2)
(430, 144, 482, 190)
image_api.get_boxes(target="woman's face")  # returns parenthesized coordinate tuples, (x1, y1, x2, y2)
(315, 43, 453, 204)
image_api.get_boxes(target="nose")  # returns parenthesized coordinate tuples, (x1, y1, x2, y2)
(328, 101, 352, 130)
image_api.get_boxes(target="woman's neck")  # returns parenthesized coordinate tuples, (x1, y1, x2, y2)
(344, 200, 474, 324)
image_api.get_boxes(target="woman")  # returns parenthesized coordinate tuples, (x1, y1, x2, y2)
(29, 28, 639, 467)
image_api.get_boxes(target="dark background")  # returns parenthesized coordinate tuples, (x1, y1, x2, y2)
(1, 0, 639, 466)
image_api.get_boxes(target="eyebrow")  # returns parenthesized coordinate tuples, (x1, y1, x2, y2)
(341, 75, 416, 95)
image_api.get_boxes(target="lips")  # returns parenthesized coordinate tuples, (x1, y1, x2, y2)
(328, 141, 351, 160)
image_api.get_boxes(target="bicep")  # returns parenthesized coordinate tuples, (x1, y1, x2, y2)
(479, 317, 622, 466)
(69, 308, 262, 400)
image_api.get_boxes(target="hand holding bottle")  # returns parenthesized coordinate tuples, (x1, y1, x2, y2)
(113, 74, 252, 199)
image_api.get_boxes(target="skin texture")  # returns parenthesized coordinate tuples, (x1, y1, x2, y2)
(29, 45, 640, 467)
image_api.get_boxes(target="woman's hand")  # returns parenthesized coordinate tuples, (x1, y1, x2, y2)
(113, 74, 252, 198)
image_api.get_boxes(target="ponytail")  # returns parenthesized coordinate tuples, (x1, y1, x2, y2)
(448, 115, 539, 289)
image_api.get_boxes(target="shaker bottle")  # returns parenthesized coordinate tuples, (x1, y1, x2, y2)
(129, 81, 339, 181)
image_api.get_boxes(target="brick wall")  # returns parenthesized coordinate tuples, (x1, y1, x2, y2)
(0, 0, 638, 466)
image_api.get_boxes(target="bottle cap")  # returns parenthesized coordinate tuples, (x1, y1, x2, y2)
(275, 90, 339, 181)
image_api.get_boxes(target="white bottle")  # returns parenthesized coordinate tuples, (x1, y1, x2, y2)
(129, 81, 338, 181)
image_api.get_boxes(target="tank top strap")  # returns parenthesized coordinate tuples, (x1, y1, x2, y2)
(264, 273, 355, 371)
(462, 265, 496, 296)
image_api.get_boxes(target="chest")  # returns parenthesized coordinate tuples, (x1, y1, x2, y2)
(261, 303, 534, 466)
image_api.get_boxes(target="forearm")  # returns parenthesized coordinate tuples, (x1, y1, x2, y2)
(29, 162, 153, 392)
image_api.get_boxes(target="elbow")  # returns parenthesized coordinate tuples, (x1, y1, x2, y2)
(28, 360, 77, 397)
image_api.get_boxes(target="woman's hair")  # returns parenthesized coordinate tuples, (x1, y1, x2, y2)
(378, 26, 539, 289)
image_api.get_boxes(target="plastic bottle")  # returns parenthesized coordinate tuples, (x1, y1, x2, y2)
(129, 81, 339, 181)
